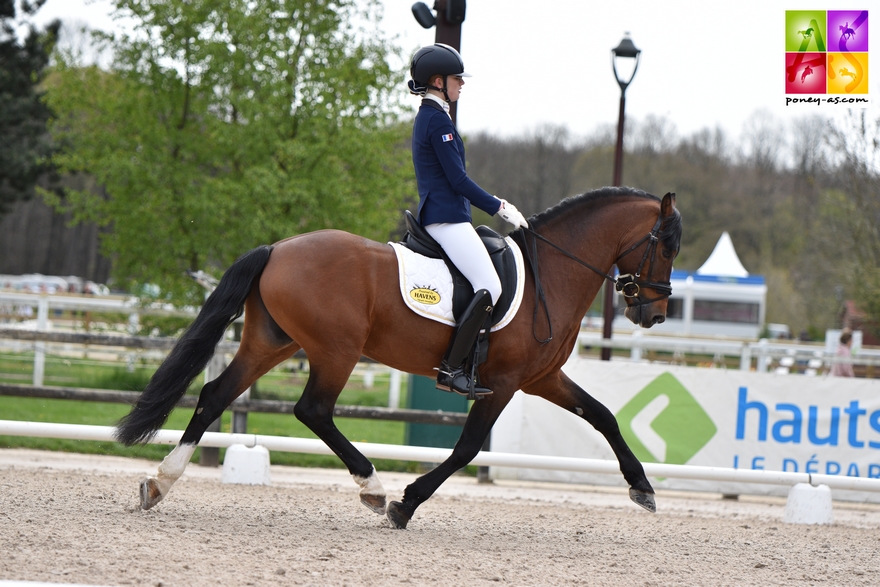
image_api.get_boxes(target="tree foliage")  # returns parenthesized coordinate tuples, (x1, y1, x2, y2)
(45, 0, 414, 303)
(0, 0, 59, 215)
(816, 111, 880, 337)
(465, 124, 578, 224)
(465, 111, 880, 338)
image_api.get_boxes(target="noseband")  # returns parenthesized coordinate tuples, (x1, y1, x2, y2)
(521, 210, 673, 344)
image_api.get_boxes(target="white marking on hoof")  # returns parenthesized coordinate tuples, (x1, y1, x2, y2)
(353, 469, 387, 515)
(140, 443, 196, 509)
(140, 477, 166, 510)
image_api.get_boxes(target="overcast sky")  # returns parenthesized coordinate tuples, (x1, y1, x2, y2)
(30, 0, 878, 143)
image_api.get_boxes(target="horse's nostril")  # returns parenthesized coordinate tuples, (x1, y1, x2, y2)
(653, 315, 665, 325)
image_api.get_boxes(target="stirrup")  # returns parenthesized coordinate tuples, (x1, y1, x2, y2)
(435, 366, 493, 400)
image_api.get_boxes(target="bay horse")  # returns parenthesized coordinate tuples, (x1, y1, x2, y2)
(115, 187, 681, 529)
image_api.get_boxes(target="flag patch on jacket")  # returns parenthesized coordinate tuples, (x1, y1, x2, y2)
(441, 133, 454, 142)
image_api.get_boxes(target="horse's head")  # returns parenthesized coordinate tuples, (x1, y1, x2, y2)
(615, 192, 681, 328)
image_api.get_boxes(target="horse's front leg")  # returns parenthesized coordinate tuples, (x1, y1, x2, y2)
(524, 371, 656, 513)
(386, 391, 513, 529)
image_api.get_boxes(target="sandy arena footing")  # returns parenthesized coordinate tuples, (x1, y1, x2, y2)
(2, 448, 880, 586)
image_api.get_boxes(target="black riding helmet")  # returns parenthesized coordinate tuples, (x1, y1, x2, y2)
(408, 43, 471, 102)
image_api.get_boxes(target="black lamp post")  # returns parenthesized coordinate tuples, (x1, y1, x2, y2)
(601, 33, 641, 361)
(411, 0, 467, 124)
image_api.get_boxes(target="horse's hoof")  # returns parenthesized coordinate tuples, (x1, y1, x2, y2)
(360, 493, 387, 515)
(386, 501, 410, 529)
(140, 477, 165, 510)
(629, 488, 656, 513)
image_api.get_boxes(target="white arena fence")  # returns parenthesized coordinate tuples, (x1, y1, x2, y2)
(2, 419, 880, 495)
(578, 330, 880, 374)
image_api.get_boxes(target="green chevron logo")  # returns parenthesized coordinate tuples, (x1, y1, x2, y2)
(616, 372, 717, 465)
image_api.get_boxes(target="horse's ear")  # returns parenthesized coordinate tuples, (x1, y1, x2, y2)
(661, 192, 676, 217)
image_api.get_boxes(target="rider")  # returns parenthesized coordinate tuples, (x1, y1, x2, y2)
(408, 43, 528, 398)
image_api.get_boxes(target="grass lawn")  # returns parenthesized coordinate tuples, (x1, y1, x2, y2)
(0, 351, 433, 473)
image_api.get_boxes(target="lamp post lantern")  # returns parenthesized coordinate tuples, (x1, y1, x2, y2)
(601, 33, 641, 361)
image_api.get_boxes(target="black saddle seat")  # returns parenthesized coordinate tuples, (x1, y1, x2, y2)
(400, 210, 517, 328)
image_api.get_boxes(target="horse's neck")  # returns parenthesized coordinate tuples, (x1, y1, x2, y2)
(535, 203, 634, 319)
(540, 203, 634, 273)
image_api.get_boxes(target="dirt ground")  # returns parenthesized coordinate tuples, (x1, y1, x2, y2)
(1, 448, 880, 587)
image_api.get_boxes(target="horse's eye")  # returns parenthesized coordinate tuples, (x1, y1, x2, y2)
(662, 249, 673, 260)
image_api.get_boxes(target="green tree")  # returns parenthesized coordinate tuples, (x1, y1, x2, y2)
(0, 0, 59, 215)
(45, 0, 414, 303)
(817, 111, 880, 337)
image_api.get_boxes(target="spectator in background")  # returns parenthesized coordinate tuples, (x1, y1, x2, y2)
(831, 329, 855, 377)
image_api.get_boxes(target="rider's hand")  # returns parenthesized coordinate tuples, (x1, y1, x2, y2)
(497, 199, 528, 229)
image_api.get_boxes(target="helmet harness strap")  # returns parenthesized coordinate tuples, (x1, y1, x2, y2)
(427, 75, 451, 103)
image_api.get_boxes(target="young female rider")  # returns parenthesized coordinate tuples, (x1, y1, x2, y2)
(408, 43, 528, 398)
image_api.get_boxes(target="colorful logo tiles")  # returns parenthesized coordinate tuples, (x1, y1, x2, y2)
(785, 10, 869, 98)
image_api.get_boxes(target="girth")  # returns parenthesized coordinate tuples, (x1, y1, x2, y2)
(400, 210, 517, 327)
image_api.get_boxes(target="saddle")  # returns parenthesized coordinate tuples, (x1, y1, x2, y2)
(400, 210, 517, 329)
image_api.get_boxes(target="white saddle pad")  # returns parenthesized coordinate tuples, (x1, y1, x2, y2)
(389, 238, 525, 332)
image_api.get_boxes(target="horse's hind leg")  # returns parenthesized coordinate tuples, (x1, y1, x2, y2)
(140, 291, 298, 510)
(525, 371, 656, 513)
(139, 361, 244, 508)
(139, 346, 295, 509)
(293, 355, 387, 515)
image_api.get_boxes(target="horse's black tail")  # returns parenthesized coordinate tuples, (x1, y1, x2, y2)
(114, 245, 274, 446)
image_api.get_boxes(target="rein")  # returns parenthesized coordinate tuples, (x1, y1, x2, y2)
(519, 213, 673, 344)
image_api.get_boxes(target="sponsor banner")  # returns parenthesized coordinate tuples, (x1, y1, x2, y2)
(490, 358, 880, 502)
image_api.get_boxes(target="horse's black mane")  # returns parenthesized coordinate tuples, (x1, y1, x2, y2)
(530, 186, 657, 228)
(528, 186, 682, 253)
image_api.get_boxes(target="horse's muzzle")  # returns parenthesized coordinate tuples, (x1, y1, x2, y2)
(624, 305, 666, 328)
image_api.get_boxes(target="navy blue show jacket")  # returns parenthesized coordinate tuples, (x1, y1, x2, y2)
(412, 99, 501, 225)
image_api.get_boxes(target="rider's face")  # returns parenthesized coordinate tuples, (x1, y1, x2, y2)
(446, 76, 464, 102)
(428, 75, 464, 102)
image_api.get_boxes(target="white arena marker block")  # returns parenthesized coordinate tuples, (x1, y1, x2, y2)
(221, 444, 271, 486)
(784, 483, 833, 525)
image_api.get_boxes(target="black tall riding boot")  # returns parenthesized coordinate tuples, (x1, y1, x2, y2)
(436, 289, 494, 398)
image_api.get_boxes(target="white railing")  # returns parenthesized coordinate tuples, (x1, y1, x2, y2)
(2, 292, 878, 383)
(0, 291, 197, 317)
(2, 420, 879, 494)
(578, 330, 880, 374)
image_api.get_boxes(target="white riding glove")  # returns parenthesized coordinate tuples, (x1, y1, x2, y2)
(497, 199, 528, 229)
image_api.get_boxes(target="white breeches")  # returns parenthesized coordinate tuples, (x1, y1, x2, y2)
(425, 222, 502, 305)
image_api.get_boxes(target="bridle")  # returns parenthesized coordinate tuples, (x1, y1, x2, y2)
(611, 215, 674, 304)
(520, 209, 673, 343)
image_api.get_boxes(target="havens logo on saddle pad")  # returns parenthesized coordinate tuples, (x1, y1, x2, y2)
(616, 372, 717, 465)
(389, 239, 525, 331)
(409, 286, 441, 305)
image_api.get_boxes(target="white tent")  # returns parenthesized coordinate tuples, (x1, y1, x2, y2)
(612, 231, 767, 339)
(696, 231, 749, 278)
